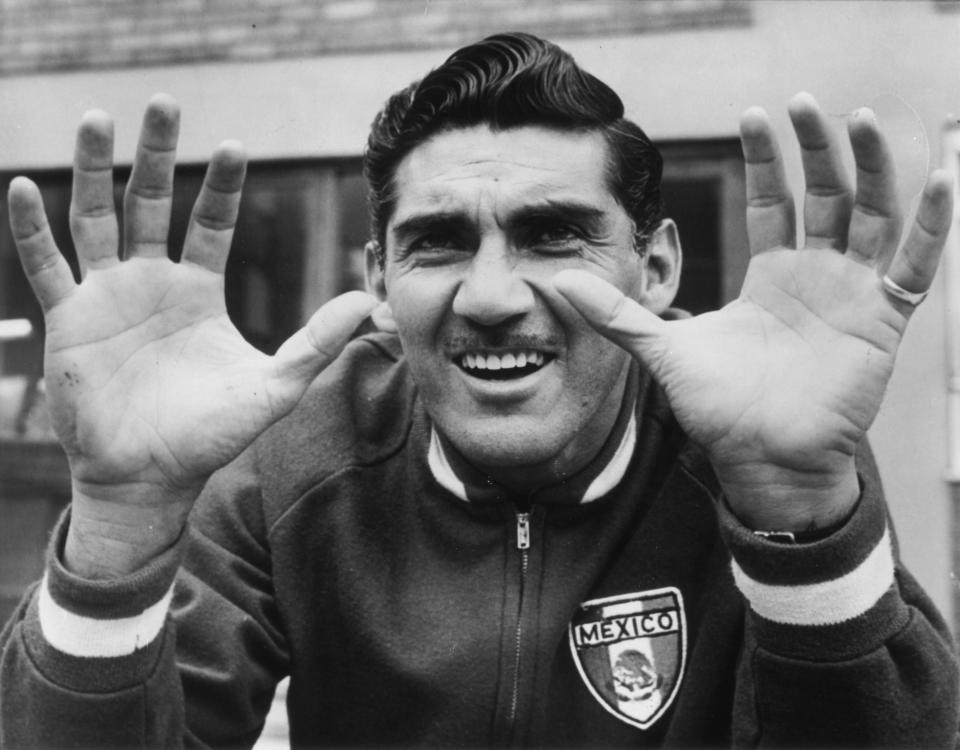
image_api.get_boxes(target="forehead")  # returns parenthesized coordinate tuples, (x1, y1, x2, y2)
(389, 125, 618, 226)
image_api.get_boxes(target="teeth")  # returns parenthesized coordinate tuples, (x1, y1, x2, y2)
(459, 350, 547, 372)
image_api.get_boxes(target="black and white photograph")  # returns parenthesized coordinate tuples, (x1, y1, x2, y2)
(1, 1, 959, 746)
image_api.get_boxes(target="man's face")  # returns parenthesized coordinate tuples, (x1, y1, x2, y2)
(375, 125, 649, 488)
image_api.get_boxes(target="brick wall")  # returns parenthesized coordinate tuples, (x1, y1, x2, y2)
(0, 0, 750, 76)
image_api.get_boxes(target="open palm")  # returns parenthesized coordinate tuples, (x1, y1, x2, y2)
(41, 259, 358, 489)
(646, 249, 900, 470)
(9, 96, 373, 573)
(555, 94, 953, 529)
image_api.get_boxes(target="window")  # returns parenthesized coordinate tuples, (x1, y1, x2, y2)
(660, 139, 747, 314)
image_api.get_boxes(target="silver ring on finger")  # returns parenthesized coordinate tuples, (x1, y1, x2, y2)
(881, 274, 928, 307)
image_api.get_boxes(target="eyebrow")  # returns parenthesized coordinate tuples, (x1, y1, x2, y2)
(508, 201, 607, 230)
(391, 212, 474, 245)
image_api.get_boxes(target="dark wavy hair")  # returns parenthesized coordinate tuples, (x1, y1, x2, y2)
(363, 32, 664, 265)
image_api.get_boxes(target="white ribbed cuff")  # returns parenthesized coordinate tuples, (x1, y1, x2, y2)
(37, 572, 174, 657)
(731, 527, 895, 626)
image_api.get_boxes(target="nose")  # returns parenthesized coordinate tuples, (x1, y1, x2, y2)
(451, 241, 535, 326)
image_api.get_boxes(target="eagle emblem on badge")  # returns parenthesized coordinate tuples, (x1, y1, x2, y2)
(568, 587, 686, 730)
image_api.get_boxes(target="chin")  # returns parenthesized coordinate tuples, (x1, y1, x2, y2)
(441, 415, 570, 471)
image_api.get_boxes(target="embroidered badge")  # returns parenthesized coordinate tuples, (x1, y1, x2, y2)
(568, 587, 686, 730)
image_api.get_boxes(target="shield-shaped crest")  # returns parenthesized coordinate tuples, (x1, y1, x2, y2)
(568, 587, 686, 730)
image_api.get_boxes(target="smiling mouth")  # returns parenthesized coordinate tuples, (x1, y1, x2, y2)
(457, 350, 554, 380)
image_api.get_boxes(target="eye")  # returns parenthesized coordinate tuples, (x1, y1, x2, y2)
(524, 222, 585, 254)
(410, 233, 458, 251)
(397, 232, 471, 266)
(537, 225, 577, 242)
(410, 234, 456, 250)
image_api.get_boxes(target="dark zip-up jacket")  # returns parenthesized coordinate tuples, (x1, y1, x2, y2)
(1, 332, 958, 747)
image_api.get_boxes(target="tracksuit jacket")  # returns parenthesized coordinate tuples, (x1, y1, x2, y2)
(1, 332, 958, 747)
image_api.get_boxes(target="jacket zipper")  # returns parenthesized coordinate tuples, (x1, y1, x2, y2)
(507, 510, 531, 734)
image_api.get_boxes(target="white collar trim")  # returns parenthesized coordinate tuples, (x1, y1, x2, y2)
(427, 428, 470, 501)
(581, 409, 637, 503)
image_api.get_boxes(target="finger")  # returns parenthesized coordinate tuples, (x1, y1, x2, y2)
(884, 170, 953, 304)
(551, 269, 667, 360)
(846, 107, 902, 266)
(123, 93, 180, 259)
(272, 291, 378, 386)
(787, 92, 853, 250)
(181, 141, 247, 273)
(741, 106, 796, 254)
(70, 110, 120, 276)
(8, 177, 77, 311)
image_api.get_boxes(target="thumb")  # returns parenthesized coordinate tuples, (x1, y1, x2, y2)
(272, 291, 378, 385)
(552, 269, 667, 360)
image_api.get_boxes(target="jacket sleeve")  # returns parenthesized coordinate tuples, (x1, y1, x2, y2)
(718, 455, 960, 747)
(0, 448, 288, 749)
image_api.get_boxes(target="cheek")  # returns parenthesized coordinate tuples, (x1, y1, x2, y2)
(579, 246, 646, 296)
(385, 274, 454, 344)
(549, 296, 632, 383)
(572, 334, 631, 388)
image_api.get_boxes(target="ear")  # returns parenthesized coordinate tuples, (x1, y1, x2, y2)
(636, 219, 682, 315)
(364, 240, 398, 333)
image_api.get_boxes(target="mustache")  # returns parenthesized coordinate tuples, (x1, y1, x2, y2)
(443, 331, 561, 353)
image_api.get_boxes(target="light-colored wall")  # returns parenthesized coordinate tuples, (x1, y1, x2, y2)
(2, 0, 958, 624)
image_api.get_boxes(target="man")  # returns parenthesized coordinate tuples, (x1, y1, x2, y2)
(0, 32, 957, 747)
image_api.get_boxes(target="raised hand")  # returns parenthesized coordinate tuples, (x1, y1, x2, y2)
(8, 95, 375, 575)
(553, 93, 954, 532)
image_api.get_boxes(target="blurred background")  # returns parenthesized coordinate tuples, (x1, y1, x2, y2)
(0, 0, 959, 744)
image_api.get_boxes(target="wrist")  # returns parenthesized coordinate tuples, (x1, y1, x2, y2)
(65, 478, 197, 579)
(717, 462, 860, 534)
